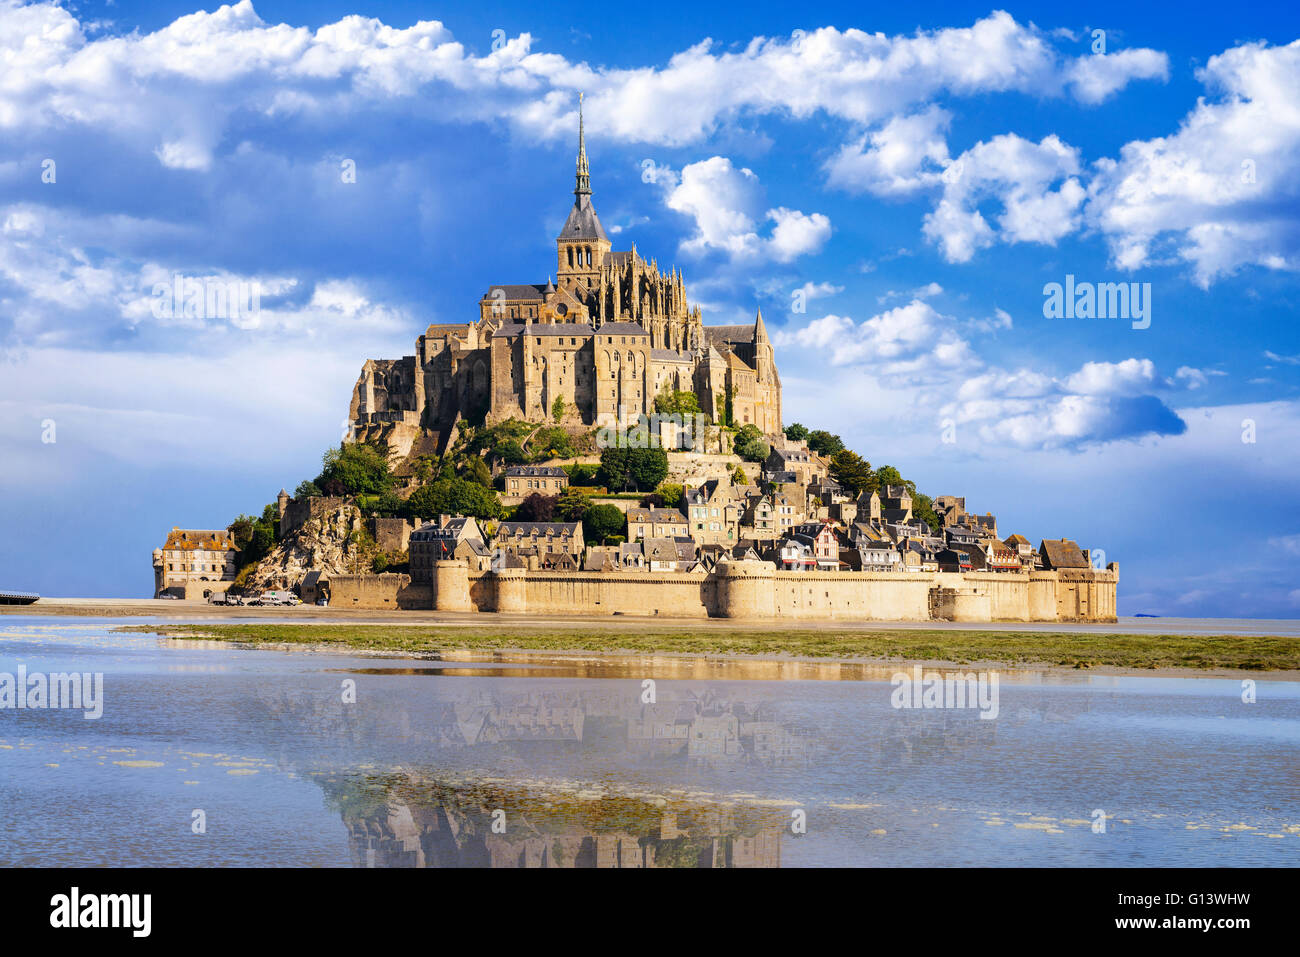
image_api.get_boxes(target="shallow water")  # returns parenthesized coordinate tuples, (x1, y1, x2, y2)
(0, 617, 1296, 867)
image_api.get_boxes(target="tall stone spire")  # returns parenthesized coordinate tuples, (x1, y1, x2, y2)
(557, 92, 607, 245)
(575, 92, 591, 197)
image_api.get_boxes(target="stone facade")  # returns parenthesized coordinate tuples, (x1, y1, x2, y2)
(152, 528, 239, 598)
(351, 100, 781, 444)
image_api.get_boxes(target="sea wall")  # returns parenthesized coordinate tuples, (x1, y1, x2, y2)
(327, 561, 1119, 622)
(328, 573, 430, 610)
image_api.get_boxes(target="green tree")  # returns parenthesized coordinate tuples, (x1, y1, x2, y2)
(565, 463, 600, 487)
(875, 465, 905, 490)
(911, 492, 940, 532)
(316, 442, 393, 497)
(654, 482, 684, 508)
(829, 449, 873, 496)
(807, 430, 845, 457)
(372, 549, 409, 573)
(654, 387, 701, 416)
(229, 505, 280, 568)
(294, 479, 322, 498)
(583, 504, 625, 544)
(556, 487, 592, 522)
(516, 492, 558, 522)
(598, 444, 667, 492)
(355, 491, 404, 516)
(529, 426, 574, 461)
(733, 424, 769, 463)
(461, 456, 492, 487)
(404, 478, 502, 522)
(628, 446, 668, 491)
(495, 439, 526, 465)
(552, 395, 566, 422)
(732, 465, 748, 485)
(784, 422, 809, 442)
(228, 515, 257, 552)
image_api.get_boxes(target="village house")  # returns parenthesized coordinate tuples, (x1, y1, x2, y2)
(770, 489, 803, 534)
(933, 495, 967, 528)
(967, 512, 999, 539)
(787, 521, 840, 571)
(685, 477, 743, 546)
(410, 516, 491, 579)
(773, 536, 815, 571)
(583, 544, 621, 571)
(763, 445, 823, 486)
(858, 540, 904, 571)
(857, 490, 882, 523)
(493, 521, 583, 560)
(642, 537, 691, 572)
(503, 465, 570, 496)
(898, 538, 939, 572)
(626, 506, 690, 542)
(152, 528, 240, 599)
(1003, 533, 1035, 568)
(739, 496, 779, 541)
(879, 485, 913, 516)
(968, 539, 1021, 573)
(936, 547, 973, 573)
(945, 524, 984, 549)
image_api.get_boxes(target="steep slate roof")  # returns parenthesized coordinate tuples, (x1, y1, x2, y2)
(482, 284, 549, 301)
(593, 321, 650, 336)
(627, 507, 688, 524)
(704, 325, 754, 346)
(643, 538, 680, 563)
(1039, 538, 1090, 569)
(163, 529, 236, 551)
(560, 195, 609, 242)
(497, 522, 581, 536)
(504, 466, 568, 477)
(493, 321, 596, 338)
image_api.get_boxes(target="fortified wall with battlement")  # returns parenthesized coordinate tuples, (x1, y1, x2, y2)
(325, 560, 1119, 622)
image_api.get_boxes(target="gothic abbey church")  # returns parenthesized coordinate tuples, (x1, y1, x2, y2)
(350, 101, 782, 444)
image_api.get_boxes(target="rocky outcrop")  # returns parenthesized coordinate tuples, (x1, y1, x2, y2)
(243, 503, 367, 592)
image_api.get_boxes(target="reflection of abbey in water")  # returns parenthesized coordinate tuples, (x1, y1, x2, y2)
(435, 688, 815, 766)
(322, 774, 782, 868)
(249, 683, 817, 767)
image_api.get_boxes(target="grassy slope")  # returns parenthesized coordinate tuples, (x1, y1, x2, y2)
(119, 623, 1300, 671)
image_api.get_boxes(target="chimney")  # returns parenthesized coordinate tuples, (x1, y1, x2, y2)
(439, 514, 451, 528)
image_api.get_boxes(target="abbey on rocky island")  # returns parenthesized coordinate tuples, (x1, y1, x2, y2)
(350, 97, 782, 444)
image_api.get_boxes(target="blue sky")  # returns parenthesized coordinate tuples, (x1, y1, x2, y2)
(1, 0, 1298, 614)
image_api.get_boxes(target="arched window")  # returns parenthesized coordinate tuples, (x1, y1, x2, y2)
(567, 248, 574, 267)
